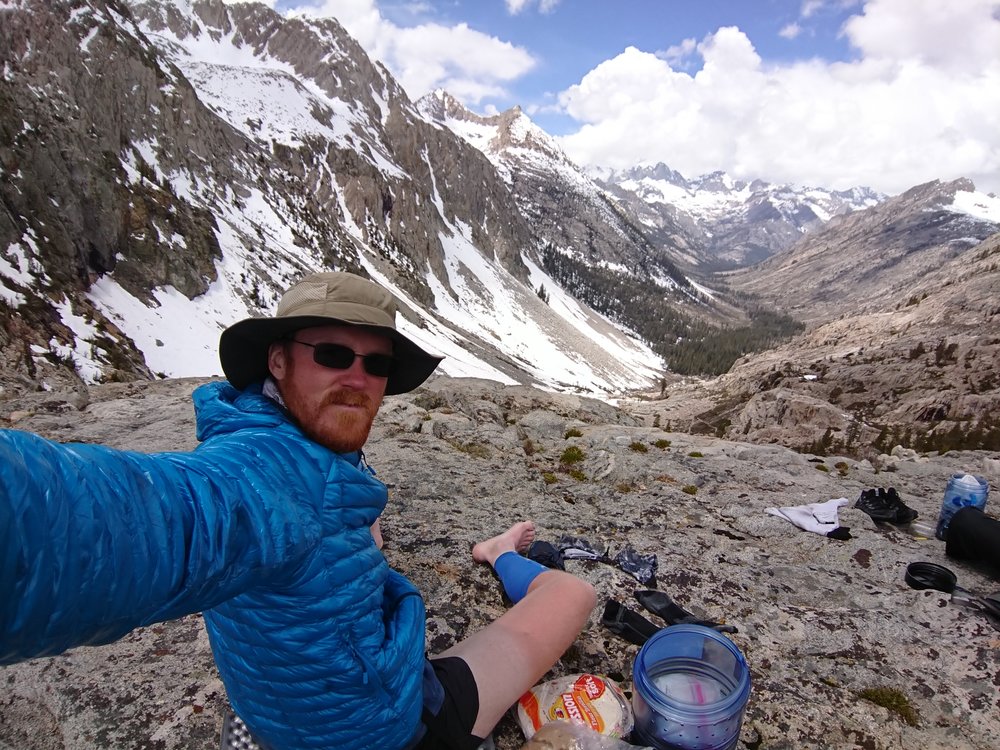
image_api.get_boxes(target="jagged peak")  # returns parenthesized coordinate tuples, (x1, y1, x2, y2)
(496, 103, 523, 118)
(416, 89, 485, 124)
(616, 162, 689, 187)
(417, 93, 570, 165)
(488, 106, 555, 151)
(891, 177, 977, 209)
(424, 88, 461, 108)
(900, 176, 976, 198)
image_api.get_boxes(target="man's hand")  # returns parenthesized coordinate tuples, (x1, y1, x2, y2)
(371, 518, 384, 549)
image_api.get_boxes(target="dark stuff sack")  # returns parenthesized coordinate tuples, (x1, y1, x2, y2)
(946, 507, 1000, 571)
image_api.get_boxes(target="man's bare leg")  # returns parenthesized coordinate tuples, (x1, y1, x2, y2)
(437, 522, 597, 738)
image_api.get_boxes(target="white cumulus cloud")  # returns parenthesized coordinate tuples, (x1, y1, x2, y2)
(556, 0, 1000, 194)
(279, 0, 536, 104)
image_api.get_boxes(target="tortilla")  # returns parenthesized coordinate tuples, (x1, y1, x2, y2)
(516, 673, 633, 740)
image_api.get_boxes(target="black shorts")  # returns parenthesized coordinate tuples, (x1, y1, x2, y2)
(416, 656, 484, 750)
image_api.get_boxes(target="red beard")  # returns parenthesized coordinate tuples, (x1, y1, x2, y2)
(282, 384, 377, 453)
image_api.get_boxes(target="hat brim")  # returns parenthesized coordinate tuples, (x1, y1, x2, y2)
(220, 315, 442, 395)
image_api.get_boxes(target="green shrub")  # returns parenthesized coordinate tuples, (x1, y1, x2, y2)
(447, 439, 490, 458)
(629, 441, 648, 453)
(654, 439, 671, 449)
(567, 468, 586, 481)
(858, 687, 918, 726)
(682, 485, 698, 495)
(560, 446, 585, 464)
(688, 451, 703, 458)
(564, 427, 583, 438)
(542, 472, 558, 485)
(815, 464, 829, 472)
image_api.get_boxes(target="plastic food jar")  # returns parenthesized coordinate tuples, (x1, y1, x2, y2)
(631, 625, 751, 750)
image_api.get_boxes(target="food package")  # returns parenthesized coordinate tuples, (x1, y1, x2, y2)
(519, 720, 653, 750)
(516, 674, 633, 741)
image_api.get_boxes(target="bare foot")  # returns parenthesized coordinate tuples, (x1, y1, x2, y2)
(471, 521, 536, 566)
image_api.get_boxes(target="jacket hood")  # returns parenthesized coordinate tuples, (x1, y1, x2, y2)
(193, 381, 289, 442)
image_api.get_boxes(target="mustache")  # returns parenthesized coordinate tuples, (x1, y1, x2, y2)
(323, 390, 375, 411)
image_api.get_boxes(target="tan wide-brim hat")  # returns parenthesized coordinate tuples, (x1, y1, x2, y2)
(220, 271, 443, 395)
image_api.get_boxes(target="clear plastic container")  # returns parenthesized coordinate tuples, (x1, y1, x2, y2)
(935, 473, 989, 541)
(631, 625, 751, 750)
(904, 520, 936, 540)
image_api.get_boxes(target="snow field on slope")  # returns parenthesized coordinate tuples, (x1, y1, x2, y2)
(426, 215, 660, 393)
(951, 189, 1000, 223)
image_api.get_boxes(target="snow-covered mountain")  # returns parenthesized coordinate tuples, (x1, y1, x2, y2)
(2, 0, 997, 416)
(727, 177, 1000, 324)
(415, 93, 889, 274)
(0, 0, 669, 397)
(595, 164, 885, 268)
(417, 90, 702, 296)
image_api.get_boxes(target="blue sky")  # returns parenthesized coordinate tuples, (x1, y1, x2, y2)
(271, 0, 1000, 195)
(371, 0, 862, 133)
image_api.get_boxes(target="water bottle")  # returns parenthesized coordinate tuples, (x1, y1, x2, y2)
(935, 473, 989, 541)
(631, 625, 751, 750)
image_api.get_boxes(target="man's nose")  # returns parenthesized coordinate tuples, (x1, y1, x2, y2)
(339, 354, 373, 385)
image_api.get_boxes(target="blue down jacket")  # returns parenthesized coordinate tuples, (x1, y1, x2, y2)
(0, 381, 427, 750)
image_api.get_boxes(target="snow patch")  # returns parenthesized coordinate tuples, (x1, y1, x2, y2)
(951, 190, 1000, 224)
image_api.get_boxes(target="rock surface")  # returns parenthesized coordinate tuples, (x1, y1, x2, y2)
(1, 375, 999, 750)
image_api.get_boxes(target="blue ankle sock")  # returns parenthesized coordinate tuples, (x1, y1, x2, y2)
(493, 551, 548, 603)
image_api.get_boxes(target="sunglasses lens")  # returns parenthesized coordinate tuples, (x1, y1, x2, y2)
(362, 354, 394, 378)
(310, 343, 393, 378)
(311, 343, 356, 370)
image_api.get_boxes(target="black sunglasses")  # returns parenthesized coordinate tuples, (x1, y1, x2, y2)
(288, 340, 395, 378)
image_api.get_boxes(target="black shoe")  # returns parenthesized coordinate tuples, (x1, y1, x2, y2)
(855, 488, 918, 525)
(855, 488, 896, 522)
(884, 487, 918, 524)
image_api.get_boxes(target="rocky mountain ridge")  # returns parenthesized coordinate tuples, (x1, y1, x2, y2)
(5, 0, 891, 405)
(725, 178, 1000, 324)
(631, 192, 1000, 455)
(418, 91, 887, 278)
(416, 90, 699, 294)
(594, 163, 885, 269)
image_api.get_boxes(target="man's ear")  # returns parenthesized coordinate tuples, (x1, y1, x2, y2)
(267, 341, 288, 380)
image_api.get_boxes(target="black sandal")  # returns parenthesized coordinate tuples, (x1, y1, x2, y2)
(634, 589, 738, 634)
(601, 599, 661, 645)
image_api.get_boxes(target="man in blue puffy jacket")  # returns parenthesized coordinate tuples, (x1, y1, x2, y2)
(0, 271, 597, 750)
